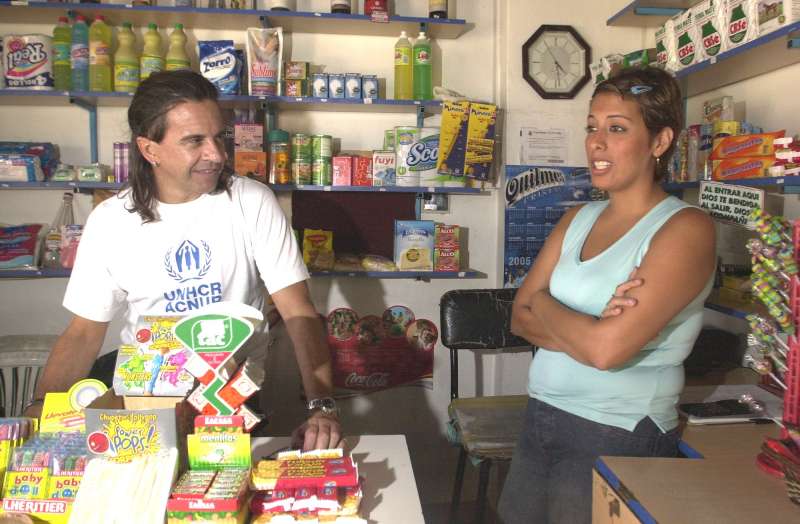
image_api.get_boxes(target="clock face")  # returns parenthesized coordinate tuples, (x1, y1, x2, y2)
(523, 25, 591, 99)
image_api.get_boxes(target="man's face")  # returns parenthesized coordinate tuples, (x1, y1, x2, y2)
(143, 99, 227, 204)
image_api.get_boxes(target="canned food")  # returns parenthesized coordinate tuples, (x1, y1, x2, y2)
(292, 133, 312, 161)
(312, 134, 333, 159)
(293, 159, 312, 185)
(312, 159, 332, 185)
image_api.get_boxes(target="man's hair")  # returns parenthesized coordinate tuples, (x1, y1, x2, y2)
(125, 70, 232, 222)
(591, 66, 683, 182)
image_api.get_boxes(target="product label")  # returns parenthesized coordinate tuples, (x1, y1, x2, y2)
(114, 62, 140, 90)
(406, 135, 439, 173)
(89, 41, 111, 66)
(166, 59, 191, 71)
(70, 43, 88, 67)
(53, 42, 70, 66)
(395, 47, 411, 66)
(140, 56, 165, 80)
(729, 6, 748, 43)
(414, 47, 431, 65)
(701, 22, 722, 56)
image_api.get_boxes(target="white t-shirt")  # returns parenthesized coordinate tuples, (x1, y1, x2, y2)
(64, 176, 309, 359)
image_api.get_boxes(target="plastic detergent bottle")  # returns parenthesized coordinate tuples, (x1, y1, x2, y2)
(393, 30, 412, 100)
(140, 23, 164, 81)
(70, 15, 89, 91)
(166, 23, 191, 71)
(114, 22, 139, 93)
(89, 15, 112, 92)
(53, 17, 72, 91)
(42, 192, 75, 269)
(412, 31, 433, 100)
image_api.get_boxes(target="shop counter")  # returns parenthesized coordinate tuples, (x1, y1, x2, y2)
(593, 422, 796, 523)
(251, 434, 424, 524)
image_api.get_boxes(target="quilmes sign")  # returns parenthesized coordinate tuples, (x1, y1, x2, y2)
(699, 181, 764, 227)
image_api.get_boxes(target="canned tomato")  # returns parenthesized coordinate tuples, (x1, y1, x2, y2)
(293, 158, 312, 185)
(312, 159, 332, 185)
(292, 133, 312, 161)
(312, 134, 333, 159)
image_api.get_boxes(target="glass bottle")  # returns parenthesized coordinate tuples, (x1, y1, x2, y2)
(42, 192, 75, 269)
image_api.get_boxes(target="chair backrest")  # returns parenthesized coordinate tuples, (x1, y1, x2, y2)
(0, 335, 56, 417)
(440, 289, 534, 400)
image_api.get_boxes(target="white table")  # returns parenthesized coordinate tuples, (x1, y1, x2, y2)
(251, 435, 425, 524)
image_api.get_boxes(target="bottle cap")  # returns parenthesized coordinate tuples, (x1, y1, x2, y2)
(269, 129, 290, 143)
(148, 22, 158, 30)
(175, 23, 184, 29)
(400, 30, 407, 37)
(95, 15, 106, 22)
(58, 16, 69, 23)
(75, 15, 86, 22)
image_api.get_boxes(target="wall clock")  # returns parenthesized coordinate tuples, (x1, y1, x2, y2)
(522, 24, 591, 100)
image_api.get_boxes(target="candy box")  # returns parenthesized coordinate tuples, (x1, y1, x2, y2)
(437, 100, 471, 179)
(283, 79, 308, 97)
(352, 155, 372, 186)
(234, 151, 267, 180)
(710, 131, 786, 159)
(234, 124, 263, 152)
(333, 155, 353, 186)
(284, 60, 308, 80)
(394, 220, 434, 271)
(711, 157, 779, 180)
(434, 247, 460, 272)
(464, 103, 497, 181)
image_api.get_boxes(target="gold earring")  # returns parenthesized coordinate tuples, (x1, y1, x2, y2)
(152, 160, 160, 167)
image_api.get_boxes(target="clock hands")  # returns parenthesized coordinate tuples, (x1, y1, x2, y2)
(544, 42, 567, 76)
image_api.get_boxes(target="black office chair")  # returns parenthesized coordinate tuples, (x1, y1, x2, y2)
(440, 288, 536, 524)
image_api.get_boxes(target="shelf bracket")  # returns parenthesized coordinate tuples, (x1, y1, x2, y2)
(259, 15, 270, 28)
(69, 96, 98, 164)
(419, 21, 428, 34)
(788, 37, 800, 49)
(416, 105, 425, 128)
(261, 101, 277, 133)
(633, 7, 685, 17)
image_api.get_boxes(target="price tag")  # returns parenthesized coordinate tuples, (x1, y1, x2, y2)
(320, 98, 328, 103)
(710, 57, 717, 65)
(314, 12, 322, 17)
(363, 98, 373, 104)
(295, 97, 303, 102)
(458, 272, 466, 277)
(379, 188, 387, 192)
(323, 186, 332, 191)
(427, 187, 435, 192)
(370, 11, 389, 23)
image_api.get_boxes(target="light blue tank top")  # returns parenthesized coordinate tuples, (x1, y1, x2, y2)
(528, 196, 713, 432)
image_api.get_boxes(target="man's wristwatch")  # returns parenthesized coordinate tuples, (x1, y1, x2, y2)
(306, 397, 339, 417)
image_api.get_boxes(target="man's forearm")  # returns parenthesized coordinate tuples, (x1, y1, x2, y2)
(283, 314, 334, 400)
(34, 329, 103, 398)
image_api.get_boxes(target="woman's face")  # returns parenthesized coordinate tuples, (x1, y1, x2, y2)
(585, 92, 667, 192)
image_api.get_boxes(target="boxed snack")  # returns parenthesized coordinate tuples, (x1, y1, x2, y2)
(464, 102, 497, 181)
(333, 155, 353, 186)
(710, 131, 786, 159)
(372, 150, 395, 186)
(353, 155, 372, 186)
(167, 468, 249, 523)
(435, 223, 460, 248)
(394, 220, 434, 271)
(711, 156, 778, 180)
(756, 0, 800, 34)
(234, 124, 263, 152)
(234, 151, 267, 180)
(283, 79, 308, 97)
(702, 95, 734, 124)
(434, 247, 460, 272)
(437, 100, 470, 179)
(284, 60, 309, 80)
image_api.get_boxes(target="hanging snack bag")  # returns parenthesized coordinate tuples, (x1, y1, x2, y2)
(655, 20, 679, 72)
(724, 0, 758, 50)
(3, 34, 54, 89)
(672, 10, 700, 70)
(199, 40, 241, 95)
(245, 27, 283, 97)
(693, 0, 728, 61)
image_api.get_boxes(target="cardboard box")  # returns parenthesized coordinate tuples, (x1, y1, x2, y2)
(394, 220, 434, 271)
(234, 124, 263, 152)
(710, 131, 786, 159)
(434, 247, 460, 272)
(234, 151, 267, 180)
(284, 61, 309, 80)
(711, 157, 778, 180)
(437, 100, 470, 178)
(353, 155, 372, 186)
(464, 102, 497, 181)
(332, 155, 353, 186)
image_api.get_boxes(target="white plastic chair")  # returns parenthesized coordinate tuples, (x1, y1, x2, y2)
(0, 335, 56, 417)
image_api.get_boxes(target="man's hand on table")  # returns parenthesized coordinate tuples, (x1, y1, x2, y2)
(291, 411, 343, 451)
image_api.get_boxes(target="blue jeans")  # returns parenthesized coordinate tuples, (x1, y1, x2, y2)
(497, 397, 679, 524)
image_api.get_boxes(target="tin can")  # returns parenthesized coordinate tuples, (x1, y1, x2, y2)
(362, 75, 378, 99)
(293, 158, 312, 185)
(311, 73, 329, 98)
(312, 134, 333, 159)
(292, 133, 312, 161)
(345, 73, 361, 99)
(328, 73, 345, 99)
(383, 129, 395, 150)
(312, 159, 332, 185)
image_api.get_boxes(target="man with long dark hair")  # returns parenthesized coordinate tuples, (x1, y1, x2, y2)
(26, 71, 341, 449)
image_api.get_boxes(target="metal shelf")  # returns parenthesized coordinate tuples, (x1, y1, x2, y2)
(310, 270, 483, 279)
(0, 180, 121, 190)
(676, 21, 800, 97)
(0, 268, 71, 279)
(606, 0, 692, 27)
(0, 2, 469, 39)
(271, 184, 481, 194)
